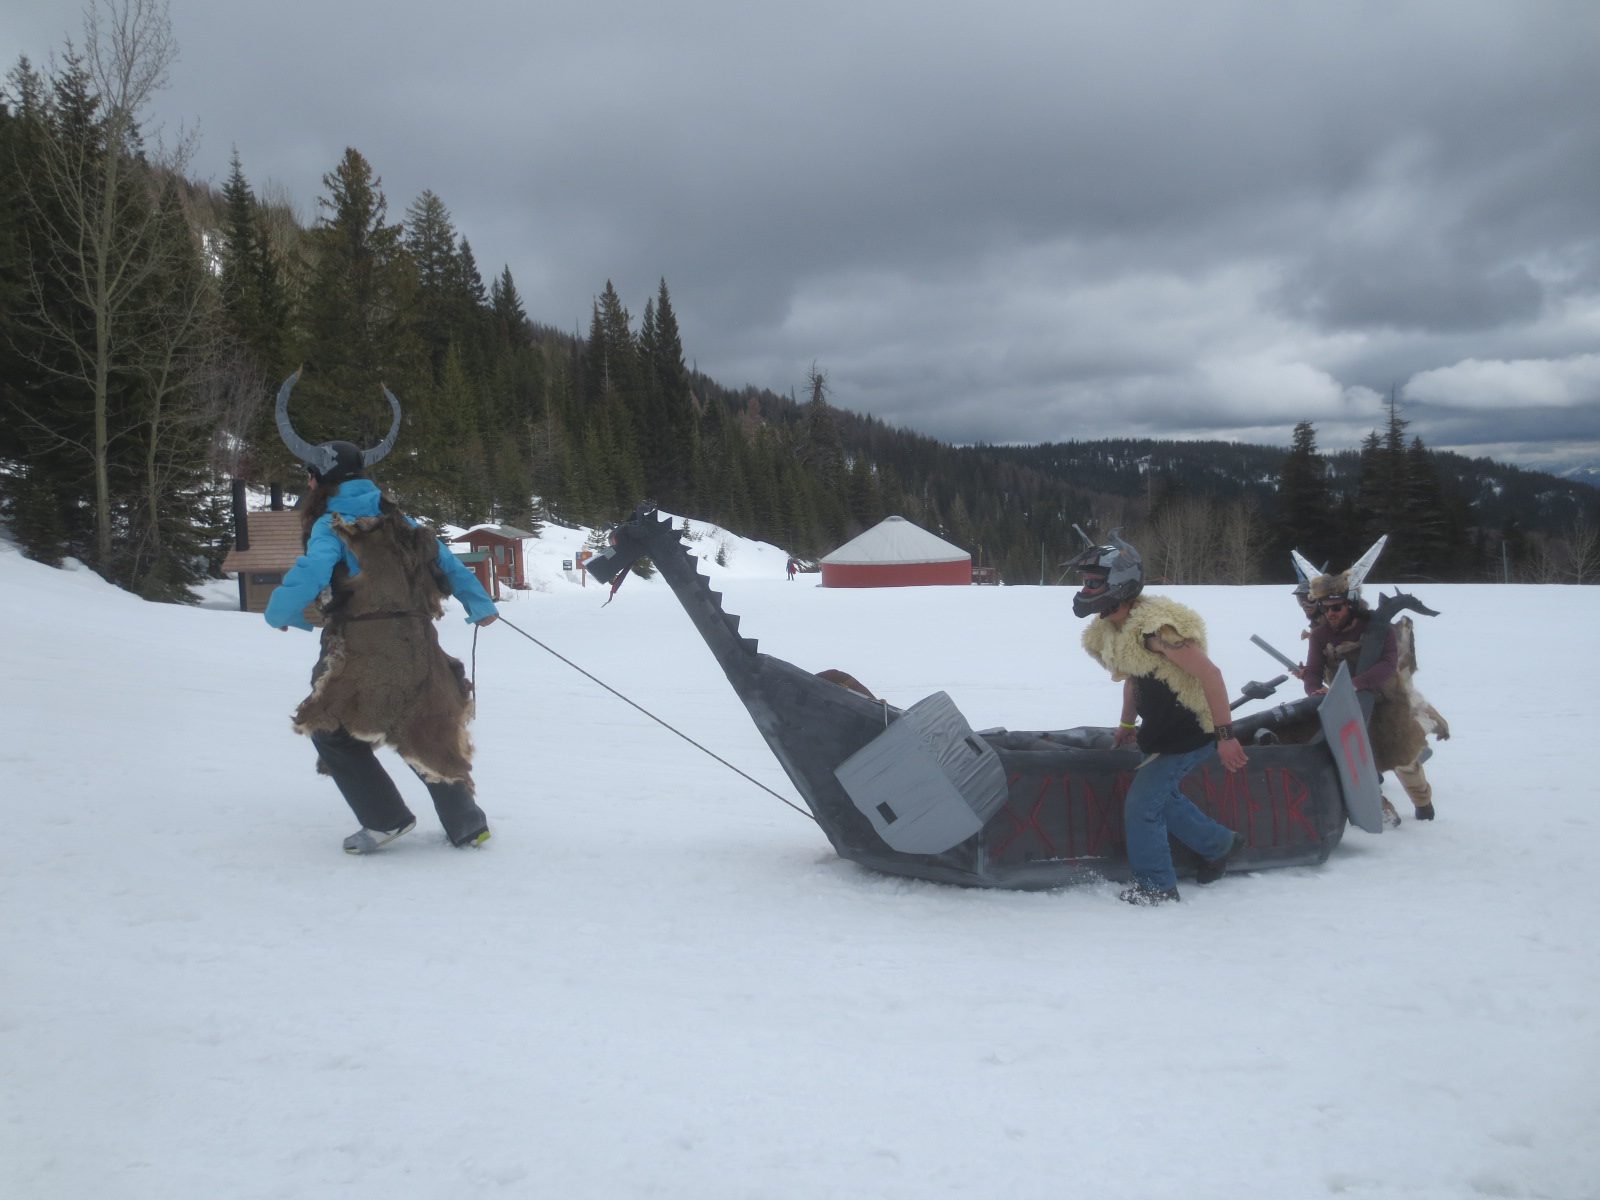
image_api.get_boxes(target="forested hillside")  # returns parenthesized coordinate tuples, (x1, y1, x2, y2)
(3, 19, 1596, 597)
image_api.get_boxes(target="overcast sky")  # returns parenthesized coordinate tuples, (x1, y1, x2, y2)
(9, 0, 1600, 471)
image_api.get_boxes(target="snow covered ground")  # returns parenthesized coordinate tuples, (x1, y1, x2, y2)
(3, 520, 1597, 1200)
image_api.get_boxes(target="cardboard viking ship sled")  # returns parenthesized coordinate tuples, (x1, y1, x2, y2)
(588, 506, 1417, 890)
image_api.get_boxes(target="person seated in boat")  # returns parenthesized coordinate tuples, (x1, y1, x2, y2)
(1071, 530, 1247, 907)
(1303, 554, 1445, 825)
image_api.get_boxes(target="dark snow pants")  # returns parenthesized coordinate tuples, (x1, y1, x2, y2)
(310, 726, 487, 846)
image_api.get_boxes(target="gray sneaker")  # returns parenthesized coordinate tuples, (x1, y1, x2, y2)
(342, 819, 417, 855)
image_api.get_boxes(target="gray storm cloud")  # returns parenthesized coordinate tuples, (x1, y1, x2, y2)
(10, 0, 1599, 468)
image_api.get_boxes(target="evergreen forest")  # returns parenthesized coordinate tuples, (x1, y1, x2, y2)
(3, 10, 1597, 601)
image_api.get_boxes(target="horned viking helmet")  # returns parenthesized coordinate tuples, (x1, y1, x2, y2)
(1289, 548, 1324, 598)
(1067, 525, 1144, 618)
(1309, 534, 1388, 607)
(275, 368, 402, 488)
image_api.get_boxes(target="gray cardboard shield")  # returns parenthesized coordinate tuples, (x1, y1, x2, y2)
(834, 691, 1010, 854)
(1316, 663, 1385, 834)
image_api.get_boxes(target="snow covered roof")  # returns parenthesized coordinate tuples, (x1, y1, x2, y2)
(821, 515, 968, 565)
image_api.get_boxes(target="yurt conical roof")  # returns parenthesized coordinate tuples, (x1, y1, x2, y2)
(821, 516, 968, 565)
(818, 517, 970, 587)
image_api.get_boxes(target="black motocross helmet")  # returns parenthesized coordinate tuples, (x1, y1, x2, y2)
(309, 440, 366, 489)
(1067, 527, 1144, 617)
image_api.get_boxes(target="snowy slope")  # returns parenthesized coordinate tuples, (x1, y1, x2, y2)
(2, 527, 1597, 1200)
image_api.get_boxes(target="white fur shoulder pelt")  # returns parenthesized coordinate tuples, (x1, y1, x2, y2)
(1080, 594, 1214, 730)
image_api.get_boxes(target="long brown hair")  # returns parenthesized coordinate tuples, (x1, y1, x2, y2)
(298, 482, 332, 548)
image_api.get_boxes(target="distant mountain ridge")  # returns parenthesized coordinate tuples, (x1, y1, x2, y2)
(981, 437, 1598, 536)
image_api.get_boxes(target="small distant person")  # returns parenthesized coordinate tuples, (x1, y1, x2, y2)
(1303, 546, 1444, 824)
(786, 557, 798, 581)
(1072, 531, 1246, 906)
(263, 371, 499, 855)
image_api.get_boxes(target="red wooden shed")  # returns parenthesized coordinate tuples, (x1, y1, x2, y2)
(449, 524, 535, 599)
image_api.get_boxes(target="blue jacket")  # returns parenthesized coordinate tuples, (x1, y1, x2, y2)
(263, 479, 499, 631)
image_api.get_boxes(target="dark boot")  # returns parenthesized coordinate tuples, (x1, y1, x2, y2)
(1196, 831, 1244, 885)
(415, 771, 490, 846)
(1119, 882, 1181, 906)
(1414, 804, 1435, 821)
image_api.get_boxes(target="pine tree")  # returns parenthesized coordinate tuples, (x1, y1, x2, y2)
(489, 265, 528, 349)
(404, 189, 459, 382)
(0, 60, 74, 562)
(640, 278, 694, 509)
(1401, 436, 1447, 578)
(1351, 430, 1386, 561)
(581, 282, 641, 504)
(297, 148, 422, 461)
(846, 453, 882, 535)
(216, 148, 292, 484)
(800, 364, 847, 493)
(1274, 420, 1333, 569)
(446, 236, 492, 376)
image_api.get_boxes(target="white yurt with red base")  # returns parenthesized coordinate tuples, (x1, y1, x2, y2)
(819, 515, 971, 587)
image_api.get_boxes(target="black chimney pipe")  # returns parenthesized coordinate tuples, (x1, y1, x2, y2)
(232, 479, 250, 550)
(231, 479, 250, 612)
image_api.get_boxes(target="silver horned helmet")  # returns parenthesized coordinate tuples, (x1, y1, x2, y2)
(1068, 524, 1144, 617)
(1309, 534, 1388, 607)
(274, 368, 402, 485)
(1290, 548, 1323, 599)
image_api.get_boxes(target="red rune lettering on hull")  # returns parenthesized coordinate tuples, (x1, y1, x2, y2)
(1078, 771, 1127, 857)
(993, 770, 1136, 860)
(992, 763, 1324, 864)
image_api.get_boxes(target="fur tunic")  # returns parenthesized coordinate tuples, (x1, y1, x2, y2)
(291, 511, 476, 785)
(1315, 615, 1430, 772)
(1081, 594, 1215, 733)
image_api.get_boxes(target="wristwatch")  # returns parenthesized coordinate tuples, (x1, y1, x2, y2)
(1214, 724, 1235, 743)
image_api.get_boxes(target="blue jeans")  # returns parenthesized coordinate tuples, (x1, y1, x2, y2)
(1125, 743, 1235, 891)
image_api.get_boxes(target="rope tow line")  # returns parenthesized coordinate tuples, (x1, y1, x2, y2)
(492, 615, 816, 822)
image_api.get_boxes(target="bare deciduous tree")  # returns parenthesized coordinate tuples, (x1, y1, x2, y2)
(13, 0, 189, 567)
(1217, 498, 1266, 585)
(1566, 512, 1600, 584)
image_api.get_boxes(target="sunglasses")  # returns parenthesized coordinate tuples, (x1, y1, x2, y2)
(1321, 600, 1348, 612)
(1079, 575, 1108, 593)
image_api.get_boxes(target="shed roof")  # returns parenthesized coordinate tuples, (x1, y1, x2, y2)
(220, 510, 303, 574)
(452, 524, 534, 542)
(820, 515, 969, 565)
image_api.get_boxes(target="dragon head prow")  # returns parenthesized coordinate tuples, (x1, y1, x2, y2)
(584, 504, 682, 585)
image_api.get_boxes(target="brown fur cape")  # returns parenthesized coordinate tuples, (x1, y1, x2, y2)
(1317, 614, 1435, 771)
(291, 510, 476, 785)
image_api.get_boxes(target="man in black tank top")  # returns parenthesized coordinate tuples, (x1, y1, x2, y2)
(1072, 531, 1248, 905)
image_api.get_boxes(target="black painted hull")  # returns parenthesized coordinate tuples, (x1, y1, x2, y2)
(592, 508, 1356, 889)
(736, 652, 1344, 888)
